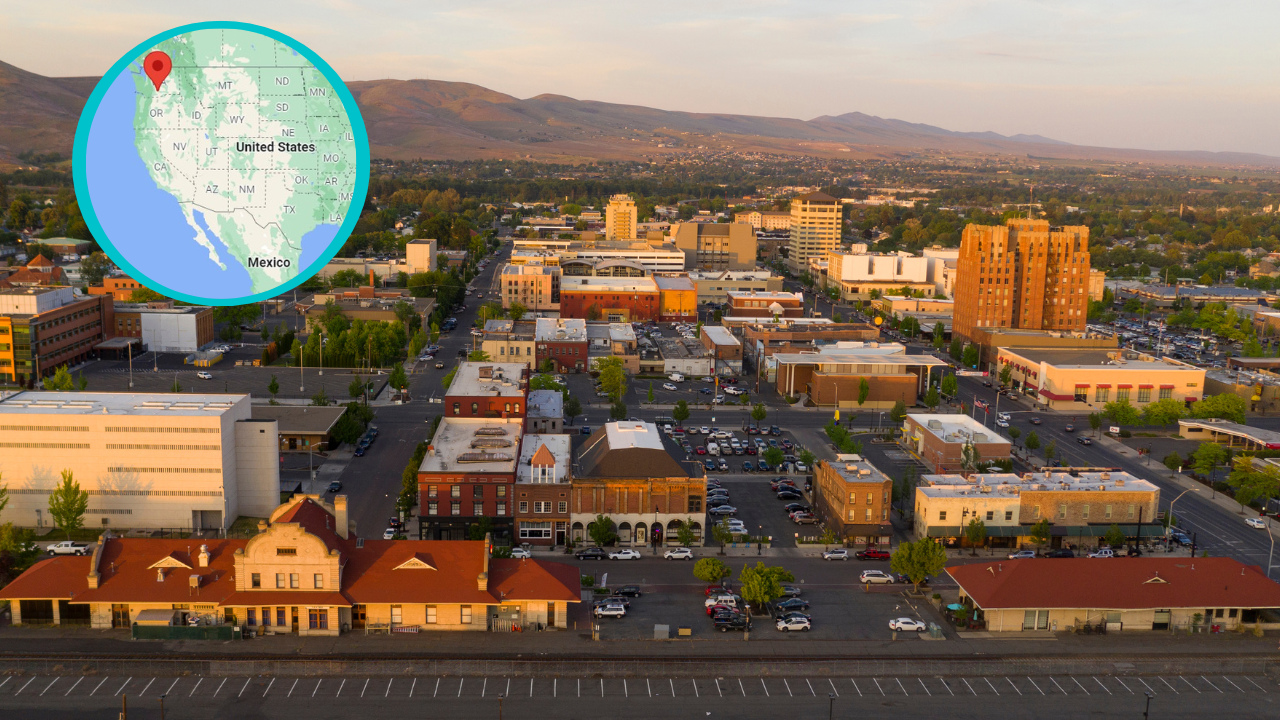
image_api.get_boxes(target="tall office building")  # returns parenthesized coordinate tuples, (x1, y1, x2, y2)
(952, 219, 1091, 342)
(786, 191, 841, 273)
(671, 222, 757, 270)
(604, 194, 638, 241)
(0, 287, 114, 385)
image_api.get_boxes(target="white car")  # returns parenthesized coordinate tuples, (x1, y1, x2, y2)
(776, 616, 811, 632)
(822, 548, 849, 561)
(663, 383, 679, 391)
(995, 419, 1010, 428)
(664, 547, 694, 561)
(705, 594, 740, 608)
(1087, 548, 1115, 558)
(724, 387, 744, 395)
(608, 549, 642, 561)
(510, 547, 532, 559)
(382, 528, 397, 540)
(889, 618, 926, 632)
(593, 604, 627, 618)
(196, 371, 213, 380)
(700, 427, 711, 434)
(45, 540, 91, 555)
(1246, 517, 1267, 529)
(794, 462, 808, 472)
(1008, 550, 1036, 559)
(859, 570, 894, 584)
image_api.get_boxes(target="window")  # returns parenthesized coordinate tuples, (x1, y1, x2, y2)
(1105, 505, 1113, 520)
(427, 485, 438, 499)
(461, 606, 473, 624)
(1095, 388, 1109, 403)
(473, 485, 485, 499)
(427, 502, 438, 516)
(471, 403, 479, 414)
(496, 485, 507, 498)
(451, 502, 461, 515)
(289, 573, 299, 589)
(496, 502, 506, 516)
(939, 511, 947, 521)
(848, 492, 856, 503)
(1073, 387, 1087, 402)
(473, 502, 484, 515)
(1137, 387, 1151, 403)
(1081, 505, 1089, 520)
(426, 606, 437, 624)
(1033, 505, 1041, 519)
(514, 403, 521, 413)
(1057, 504, 1066, 520)
(251, 573, 261, 588)
(520, 521, 552, 539)
(558, 501, 568, 514)
(1128, 504, 1135, 519)
(519, 501, 529, 513)
(866, 492, 873, 504)
(276, 607, 286, 626)
(261, 607, 271, 626)
(308, 609, 321, 629)
(505, 403, 511, 412)
(1158, 387, 1172, 400)
(276, 547, 297, 555)
(453, 403, 460, 416)
(275, 573, 285, 589)
(985, 510, 994, 521)
(864, 508, 871, 521)
(314, 574, 324, 589)
(247, 608, 257, 626)
(391, 605, 402, 625)
(1005, 511, 1013, 521)
(451, 485, 461, 498)
(534, 501, 552, 513)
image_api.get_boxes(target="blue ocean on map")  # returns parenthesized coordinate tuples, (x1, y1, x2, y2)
(85, 66, 254, 299)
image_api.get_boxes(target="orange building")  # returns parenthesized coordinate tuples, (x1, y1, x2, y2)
(653, 275, 696, 322)
(88, 276, 146, 301)
(953, 219, 1091, 343)
(0, 287, 114, 385)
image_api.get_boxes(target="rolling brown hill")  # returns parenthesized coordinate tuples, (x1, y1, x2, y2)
(2, 59, 1277, 169)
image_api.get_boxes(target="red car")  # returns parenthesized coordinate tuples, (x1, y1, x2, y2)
(705, 585, 731, 597)
(706, 603, 738, 616)
(696, 446, 707, 455)
(856, 548, 891, 561)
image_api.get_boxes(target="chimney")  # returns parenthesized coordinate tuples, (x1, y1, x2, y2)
(189, 574, 201, 595)
(477, 531, 492, 591)
(257, 519, 268, 533)
(335, 495, 349, 540)
(369, 269, 375, 287)
(197, 544, 210, 568)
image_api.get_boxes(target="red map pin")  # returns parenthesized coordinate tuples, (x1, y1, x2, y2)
(143, 51, 172, 91)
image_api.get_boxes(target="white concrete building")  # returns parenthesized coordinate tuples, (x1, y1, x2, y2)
(0, 392, 279, 531)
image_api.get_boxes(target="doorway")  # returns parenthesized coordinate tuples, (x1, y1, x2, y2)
(290, 607, 299, 633)
(111, 604, 130, 629)
(1152, 610, 1171, 630)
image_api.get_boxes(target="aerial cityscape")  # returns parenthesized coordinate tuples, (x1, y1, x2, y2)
(1, 3, 1280, 719)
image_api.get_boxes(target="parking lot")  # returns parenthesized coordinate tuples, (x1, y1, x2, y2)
(0, 670, 1273, 719)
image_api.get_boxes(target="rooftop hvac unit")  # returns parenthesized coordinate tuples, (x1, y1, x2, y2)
(927, 420, 943, 430)
(980, 486, 992, 493)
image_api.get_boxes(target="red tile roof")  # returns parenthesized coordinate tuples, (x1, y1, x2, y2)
(26, 255, 54, 268)
(949, 558, 1280, 610)
(272, 498, 353, 554)
(0, 556, 90, 601)
(72, 539, 244, 605)
(341, 540, 496, 605)
(489, 558, 581, 602)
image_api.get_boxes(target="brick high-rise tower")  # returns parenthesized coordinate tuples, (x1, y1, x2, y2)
(953, 219, 1091, 342)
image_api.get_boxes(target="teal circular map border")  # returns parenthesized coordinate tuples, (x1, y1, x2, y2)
(72, 20, 370, 306)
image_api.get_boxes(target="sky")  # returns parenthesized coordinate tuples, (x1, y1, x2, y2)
(5, 0, 1280, 156)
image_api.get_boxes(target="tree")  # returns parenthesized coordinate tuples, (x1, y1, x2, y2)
(348, 376, 367, 400)
(1088, 412, 1102, 436)
(932, 323, 946, 350)
(311, 387, 330, 406)
(675, 519, 697, 547)
(923, 386, 940, 410)
(710, 519, 734, 554)
(1141, 398, 1187, 426)
(609, 399, 628, 420)
(79, 251, 113, 287)
(508, 301, 528, 321)
(268, 374, 279, 401)
(962, 344, 979, 368)
(388, 363, 408, 391)
(1190, 393, 1247, 424)
(564, 395, 582, 425)
(588, 515, 618, 547)
(1226, 455, 1280, 512)
(798, 449, 816, 469)
(858, 377, 870, 408)
(467, 516, 494, 542)
(960, 442, 982, 474)
(1024, 430, 1041, 453)
(170, 378, 183, 393)
(1103, 524, 1127, 549)
(45, 365, 75, 391)
(1190, 442, 1228, 487)
(290, 338, 303, 366)
(889, 539, 947, 593)
(1008, 427, 1021, 444)
(0, 473, 7, 515)
(1029, 518, 1051, 554)
(647, 382, 654, 403)
(673, 399, 691, 424)
(751, 403, 767, 424)
(964, 518, 987, 556)
(763, 447, 785, 467)
(47, 470, 88, 540)
(949, 337, 963, 361)
(467, 350, 491, 362)
(693, 557, 733, 585)
(1044, 440, 1057, 464)
(1102, 398, 1141, 427)
(940, 374, 957, 398)
(889, 399, 907, 424)
(537, 358, 556, 374)
(999, 364, 1013, 386)
(1163, 451, 1183, 473)
(77, 373, 87, 391)
(597, 357, 627, 400)
(738, 561, 795, 612)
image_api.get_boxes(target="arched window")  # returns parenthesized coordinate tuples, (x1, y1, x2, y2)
(471, 402, 479, 414)
(452, 403, 460, 416)
(505, 402, 511, 413)
(514, 403, 521, 414)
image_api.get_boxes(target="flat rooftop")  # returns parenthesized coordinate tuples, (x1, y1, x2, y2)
(112, 303, 208, 314)
(687, 270, 776, 281)
(560, 276, 659, 292)
(250, 405, 346, 433)
(1003, 348, 1200, 371)
(726, 290, 803, 301)
(0, 391, 245, 417)
(419, 417, 524, 474)
(919, 471, 1158, 498)
(652, 275, 695, 291)
(701, 326, 740, 346)
(906, 414, 1010, 445)
(535, 318, 586, 342)
(446, 362, 528, 398)
(516, 433, 571, 484)
(526, 389, 563, 419)
(825, 454, 891, 485)
(657, 337, 711, 359)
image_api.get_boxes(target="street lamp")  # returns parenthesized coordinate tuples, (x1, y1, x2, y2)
(1143, 691, 1153, 720)
(828, 692, 836, 720)
(1167, 488, 1198, 550)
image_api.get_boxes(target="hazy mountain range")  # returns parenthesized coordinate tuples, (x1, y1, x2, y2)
(2, 58, 1278, 169)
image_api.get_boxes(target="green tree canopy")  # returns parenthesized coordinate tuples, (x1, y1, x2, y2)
(1023, 430, 1041, 452)
(940, 374, 957, 398)
(889, 399, 907, 424)
(889, 539, 947, 593)
(1102, 398, 1141, 426)
(1029, 518, 1052, 552)
(507, 301, 528, 321)
(1190, 393, 1247, 424)
(597, 357, 627, 400)
(738, 561, 795, 612)
(564, 395, 582, 424)
(964, 518, 987, 555)
(47, 470, 88, 540)
(693, 557, 733, 585)
(751, 403, 767, 423)
(1103, 524, 1127, 548)
(858, 377, 870, 407)
(1140, 398, 1187, 426)
(673, 400, 691, 424)
(588, 515, 618, 547)
(1226, 455, 1280, 512)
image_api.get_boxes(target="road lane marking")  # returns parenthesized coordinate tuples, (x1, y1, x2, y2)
(164, 678, 179, 696)
(115, 678, 132, 697)
(1026, 677, 1044, 696)
(829, 679, 838, 697)
(40, 677, 60, 695)
(693, 679, 700, 698)
(1048, 677, 1067, 695)
(961, 678, 977, 696)
(578, 679, 581, 698)
(783, 679, 792, 697)
(481, 678, 486, 698)
(189, 678, 203, 697)
(63, 677, 84, 696)
(90, 677, 108, 696)
(1244, 677, 1267, 693)
(940, 678, 956, 696)
(386, 678, 393, 697)
(213, 678, 226, 697)
(1221, 676, 1243, 693)
(849, 679, 861, 697)
(0, 678, 10, 691)
(239, 678, 251, 697)
(897, 678, 909, 696)
(1093, 677, 1112, 695)
(1201, 677, 1222, 693)
(1159, 677, 1179, 694)
(313, 680, 322, 698)
(805, 679, 815, 696)
(410, 678, 417, 698)
(336, 679, 346, 697)
(626, 679, 630, 698)
(601, 678, 604, 698)
(1070, 677, 1089, 695)
(139, 678, 156, 697)
(362, 678, 370, 698)
(670, 679, 675, 697)
(1115, 678, 1133, 694)
(263, 678, 275, 697)
(15, 677, 37, 695)
(1179, 676, 1200, 693)
(1138, 678, 1158, 695)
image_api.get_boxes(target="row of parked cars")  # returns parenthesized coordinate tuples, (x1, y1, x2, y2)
(704, 584, 812, 633)
(591, 585, 643, 619)
(352, 425, 379, 457)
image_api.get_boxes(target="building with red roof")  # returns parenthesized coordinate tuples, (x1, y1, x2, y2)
(948, 557, 1280, 633)
(0, 494, 580, 635)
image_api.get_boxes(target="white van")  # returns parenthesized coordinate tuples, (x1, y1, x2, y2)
(707, 442, 721, 456)
(668, 372, 685, 383)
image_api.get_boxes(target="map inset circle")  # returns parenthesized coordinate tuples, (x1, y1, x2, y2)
(73, 22, 369, 305)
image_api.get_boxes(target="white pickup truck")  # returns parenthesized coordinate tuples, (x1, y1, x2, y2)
(46, 540, 92, 556)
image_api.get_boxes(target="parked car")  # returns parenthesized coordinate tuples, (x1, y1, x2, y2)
(889, 618, 927, 632)
(664, 547, 694, 560)
(196, 371, 213, 380)
(1029, 417, 1042, 425)
(608, 549, 642, 561)
(382, 528, 397, 540)
(708, 505, 737, 516)
(510, 547, 532, 559)
(1008, 550, 1036, 559)
(575, 547, 608, 560)
(46, 540, 91, 555)
(856, 548, 891, 561)
(742, 461, 755, 472)
(1045, 548, 1076, 558)
(613, 585, 643, 597)
(777, 491, 803, 501)
(775, 616, 811, 632)
(782, 503, 811, 514)
(792, 513, 817, 524)
(1063, 424, 1076, 433)
(822, 548, 849, 561)
(593, 604, 627, 618)
(327, 481, 342, 493)
(779, 585, 802, 597)
(776, 597, 810, 611)
(662, 383, 679, 391)
(1246, 517, 1268, 529)
(859, 570, 894, 584)
(1087, 548, 1115, 558)
(714, 615, 752, 632)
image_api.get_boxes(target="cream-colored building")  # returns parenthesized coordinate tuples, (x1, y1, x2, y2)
(688, 270, 784, 305)
(787, 191, 842, 274)
(405, 238, 438, 274)
(605, 194, 638, 240)
(1088, 268, 1107, 301)
(735, 210, 791, 231)
(913, 471, 1162, 550)
(481, 319, 537, 368)
(996, 348, 1206, 411)
(670, 222, 757, 270)
(0, 392, 279, 532)
(500, 263, 560, 314)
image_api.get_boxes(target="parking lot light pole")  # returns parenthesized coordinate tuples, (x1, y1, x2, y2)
(828, 692, 835, 720)
(1143, 691, 1153, 719)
